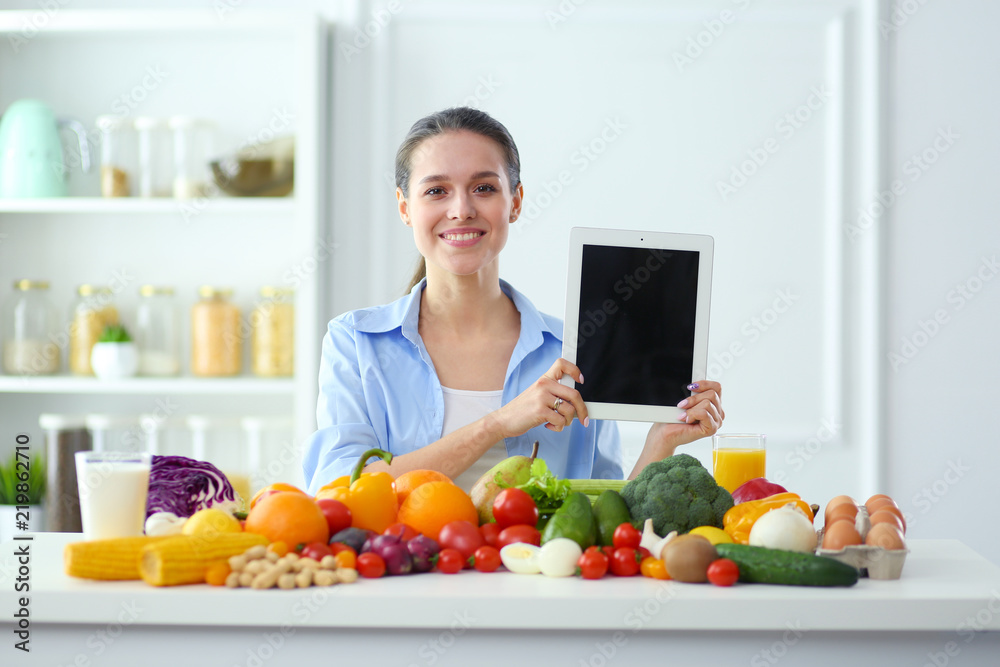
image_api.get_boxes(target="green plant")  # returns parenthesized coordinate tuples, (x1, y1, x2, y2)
(98, 323, 132, 343)
(0, 451, 46, 505)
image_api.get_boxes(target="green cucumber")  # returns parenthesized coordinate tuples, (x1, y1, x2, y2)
(715, 543, 859, 587)
(591, 490, 632, 547)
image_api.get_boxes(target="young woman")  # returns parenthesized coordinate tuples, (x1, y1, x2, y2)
(302, 107, 724, 493)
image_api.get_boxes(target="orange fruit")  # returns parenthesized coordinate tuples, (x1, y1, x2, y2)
(396, 481, 477, 542)
(245, 491, 330, 547)
(249, 483, 308, 510)
(393, 469, 454, 507)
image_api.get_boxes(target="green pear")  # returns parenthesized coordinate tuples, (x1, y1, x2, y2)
(470, 441, 539, 525)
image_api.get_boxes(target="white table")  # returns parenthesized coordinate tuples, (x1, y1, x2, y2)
(2, 534, 999, 667)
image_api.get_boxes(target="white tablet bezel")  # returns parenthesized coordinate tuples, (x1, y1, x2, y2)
(560, 227, 714, 423)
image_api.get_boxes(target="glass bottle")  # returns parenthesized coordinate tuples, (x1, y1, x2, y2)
(251, 287, 294, 377)
(2, 279, 60, 375)
(191, 287, 242, 377)
(68, 285, 119, 376)
(95, 114, 133, 197)
(136, 285, 179, 376)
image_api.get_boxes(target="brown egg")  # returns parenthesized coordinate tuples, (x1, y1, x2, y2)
(822, 521, 863, 550)
(825, 513, 857, 527)
(824, 495, 857, 522)
(870, 504, 907, 533)
(825, 503, 858, 527)
(869, 509, 905, 533)
(865, 523, 906, 550)
(865, 495, 898, 515)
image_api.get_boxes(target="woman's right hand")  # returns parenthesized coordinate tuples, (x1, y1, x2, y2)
(489, 358, 589, 439)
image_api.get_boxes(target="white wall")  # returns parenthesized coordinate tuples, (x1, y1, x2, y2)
(3, 0, 996, 564)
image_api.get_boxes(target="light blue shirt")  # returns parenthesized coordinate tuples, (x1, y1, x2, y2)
(302, 279, 624, 493)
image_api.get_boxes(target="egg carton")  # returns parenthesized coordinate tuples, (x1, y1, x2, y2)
(814, 505, 908, 580)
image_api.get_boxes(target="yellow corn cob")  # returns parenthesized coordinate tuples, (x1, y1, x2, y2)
(64, 536, 173, 580)
(139, 533, 268, 586)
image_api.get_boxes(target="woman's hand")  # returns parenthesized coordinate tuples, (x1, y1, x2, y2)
(489, 358, 589, 439)
(635, 381, 725, 471)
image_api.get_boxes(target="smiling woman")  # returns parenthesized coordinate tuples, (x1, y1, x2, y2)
(302, 107, 725, 494)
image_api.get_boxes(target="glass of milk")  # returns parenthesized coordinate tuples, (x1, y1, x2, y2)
(74, 451, 152, 540)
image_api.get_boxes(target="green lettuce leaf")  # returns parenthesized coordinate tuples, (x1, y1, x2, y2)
(495, 458, 571, 515)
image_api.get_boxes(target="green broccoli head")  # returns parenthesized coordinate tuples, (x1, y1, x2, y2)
(621, 454, 734, 535)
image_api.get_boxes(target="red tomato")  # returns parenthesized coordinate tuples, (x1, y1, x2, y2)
(357, 552, 386, 578)
(479, 522, 502, 548)
(637, 546, 652, 560)
(436, 548, 465, 574)
(578, 550, 609, 580)
(473, 546, 501, 573)
(383, 522, 419, 542)
(438, 520, 486, 561)
(492, 488, 539, 529)
(315, 498, 353, 536)
(496, 524, 541, 549)
(609, 547, 640, 577)
(707, 558, 739, 587)
(329, 543, 357, 558)
(300, 542, 333, 561)
(612, 523, 641, 550)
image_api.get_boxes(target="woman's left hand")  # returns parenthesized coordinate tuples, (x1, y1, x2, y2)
(644, 380, 725, 460)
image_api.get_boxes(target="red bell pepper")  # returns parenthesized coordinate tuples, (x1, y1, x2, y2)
(731, 477, 789, 504)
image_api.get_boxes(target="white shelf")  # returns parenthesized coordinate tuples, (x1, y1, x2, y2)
(0, 375, 295, 396)
(0, 197, 296, 215)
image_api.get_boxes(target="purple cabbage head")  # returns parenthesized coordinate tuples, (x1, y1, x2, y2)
(145, 455, 236, 519)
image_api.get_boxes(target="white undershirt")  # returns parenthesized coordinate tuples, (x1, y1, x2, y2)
(440, 386, 507, 492)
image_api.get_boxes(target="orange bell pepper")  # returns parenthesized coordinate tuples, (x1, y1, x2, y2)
(723, 493, 814, 544)
(316, 448, 398, 534)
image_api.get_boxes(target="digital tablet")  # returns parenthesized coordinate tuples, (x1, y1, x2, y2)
(560, 228, 714, 423)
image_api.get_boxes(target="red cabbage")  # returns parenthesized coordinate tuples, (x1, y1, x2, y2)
(145, 455, 237, 519)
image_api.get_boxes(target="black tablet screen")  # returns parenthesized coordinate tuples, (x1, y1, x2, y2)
(575, 244, 700, 407)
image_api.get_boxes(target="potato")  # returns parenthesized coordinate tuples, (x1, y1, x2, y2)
(663, 534, 718, 583)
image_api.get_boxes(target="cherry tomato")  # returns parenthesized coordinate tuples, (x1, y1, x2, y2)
(707, 558, 740, 587)
(496, 524, 541, 549)
(637, 546, 652, 560)
(436, 548, 465, 574)
(473, 546, 502, 573)
(492, 488, 539, 529)
(315, 498, 353, 536)
(479, 522, 502, 548)
(300, 542, 333, 562)
(578, 550, 609, 580)
(609, 547, 640, 577)
(640, 556, 670, 580)
(612, 523, 641, 550)
(357, 552, 386, 578)
(438, 520, 486, 562)
(329, 542, 357, 558)
(383, 522, 419, 542)
(334, 550, 356, 569)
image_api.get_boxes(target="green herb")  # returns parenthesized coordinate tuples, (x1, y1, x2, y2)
(0, 451, 46, 505)
(496, 458, 571, 517)
(98, 324, 132, 343)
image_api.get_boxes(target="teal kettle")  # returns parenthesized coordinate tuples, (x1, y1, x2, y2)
(0, 99, 91, 197)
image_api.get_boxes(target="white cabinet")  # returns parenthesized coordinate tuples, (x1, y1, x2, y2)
(0, 10, 328, 488)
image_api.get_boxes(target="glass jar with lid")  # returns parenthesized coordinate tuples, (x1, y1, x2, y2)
(169, 116, 216, 199)
(191, 287, 242, 377)
(68, 285, 119, 376)
(251, 287, 294, 377)
(133, 116, 172, 197)
(2, 279, 60, 375)
(95, 114, 134, 197)
(136, 285, 180, 376)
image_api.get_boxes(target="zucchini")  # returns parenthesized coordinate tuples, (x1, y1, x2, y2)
(715, 543, 859, 587)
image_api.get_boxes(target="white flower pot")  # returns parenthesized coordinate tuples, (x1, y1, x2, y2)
(90, 342, 139, 379)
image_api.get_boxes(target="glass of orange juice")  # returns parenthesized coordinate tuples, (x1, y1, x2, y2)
(712, 433, 766, 494)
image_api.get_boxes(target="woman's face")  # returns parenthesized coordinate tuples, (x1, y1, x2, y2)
(397, 130, 523, 280)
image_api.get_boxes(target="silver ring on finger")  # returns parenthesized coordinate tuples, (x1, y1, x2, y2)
(552, 397, 563, 411)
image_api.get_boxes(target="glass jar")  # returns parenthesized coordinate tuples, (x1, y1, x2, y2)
(188, 415, 249, 503)
(136, 285, 179, 376)
(95, 114, 133, 197)
(68, 285, 119, 376)
(133, 116, 172, 197)
(169, 116, 216, 199)
(191, 287, 242, 377)
(251, 287, 294, 377)
(2, 279, 60, 375)
(39, 413, 91, 533)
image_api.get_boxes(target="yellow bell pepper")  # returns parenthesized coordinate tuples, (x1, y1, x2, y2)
(723, 493, 814, 544)
(315, 448, 398, 534)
